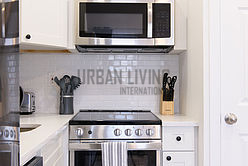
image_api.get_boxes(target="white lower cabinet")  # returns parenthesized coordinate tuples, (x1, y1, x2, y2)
(163, 152, 195, 166)
(40, 125, 68, 166)
(162, 126, 197, 166)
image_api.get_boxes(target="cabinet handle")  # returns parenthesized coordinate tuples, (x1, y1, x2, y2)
(26, 34, 31, 39)
(176, 136, 181, 141)
(166, 156, 171, 161)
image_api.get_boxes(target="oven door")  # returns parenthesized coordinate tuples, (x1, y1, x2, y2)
(69, 140, 161, 166)
(75, 0, 153, 46)
(0, 142, 19, 166)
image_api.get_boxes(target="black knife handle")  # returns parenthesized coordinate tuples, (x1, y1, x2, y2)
(163, 73, 168, 86)
(171, 76, 177, 88)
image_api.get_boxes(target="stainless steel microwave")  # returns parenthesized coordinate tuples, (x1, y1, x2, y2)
(75, 0, 174, 49)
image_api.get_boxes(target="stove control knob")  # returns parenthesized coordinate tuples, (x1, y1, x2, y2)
(10, 130, 14, 138)
(114, 129, 121, 136)
(4, 130, 9, 137)
(76, 128, 84, 137)
(125, 129, 132, 136)
(146, 129, 154, 136)
(135, 129, 143, 136)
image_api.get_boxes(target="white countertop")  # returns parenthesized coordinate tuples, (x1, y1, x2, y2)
(154, 113, 199, 127)
(20, 113, 75, 165)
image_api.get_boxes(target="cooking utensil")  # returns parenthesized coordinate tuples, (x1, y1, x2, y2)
(166, 76, 177, 89)
(54, 77, 60, 87)
(67, 85, 71, 94)
(71, 76, 81, 90)
(162, 73, 168, 101)
(162, 73, 168, 90)
(63, 75, 71, 94)
(63, 75, 71, 84)
(162, 74, 177, 101)
(60, 77, 66, 94)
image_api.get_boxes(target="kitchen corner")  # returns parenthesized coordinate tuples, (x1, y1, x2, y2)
(20, 113, 75, 165)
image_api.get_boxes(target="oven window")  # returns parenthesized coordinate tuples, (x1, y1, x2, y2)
(75, 151, 102, 166)
(74, 150, 156, 166)
(129, 151, 156, 166)
(79, 3, 147, 38)
(0, 152, 11, 165)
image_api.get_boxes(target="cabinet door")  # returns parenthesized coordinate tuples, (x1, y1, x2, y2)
(162, 127, 195, 151)
(41, 125, 68, 166)
(174, 0, 187, 51)
(163, 152, 195, 166)
(20, 0, 68, 49)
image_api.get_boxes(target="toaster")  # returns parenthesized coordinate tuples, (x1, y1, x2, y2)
(20, 92, 35, 114)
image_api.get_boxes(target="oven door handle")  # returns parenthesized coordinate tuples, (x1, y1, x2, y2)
(69, 140, 161, 151)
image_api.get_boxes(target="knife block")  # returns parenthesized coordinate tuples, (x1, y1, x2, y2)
(160, 89, 174, 115)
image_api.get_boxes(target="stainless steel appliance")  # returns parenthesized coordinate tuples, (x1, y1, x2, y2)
(20, 91, 35, 114)
(69, 110, 162, 166)
(75, 0, 174, 52)
(0, 126, 19, 166)
(0, 0, 20, 165)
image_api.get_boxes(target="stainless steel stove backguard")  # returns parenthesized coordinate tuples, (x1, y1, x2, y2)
(70, 125, 161, 140)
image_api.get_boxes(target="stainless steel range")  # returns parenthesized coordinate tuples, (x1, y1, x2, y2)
(69, 110, 162, 166)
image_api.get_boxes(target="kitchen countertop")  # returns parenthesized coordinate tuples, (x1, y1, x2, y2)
(154, 113, 199, 126)
(20, 113, 75, 165)
(20, 112, 198, 165)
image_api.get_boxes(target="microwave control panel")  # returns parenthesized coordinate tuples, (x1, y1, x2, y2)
(152, 3, 171, 38)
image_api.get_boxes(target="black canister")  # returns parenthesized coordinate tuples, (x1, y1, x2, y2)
(59, 95, 74, 115)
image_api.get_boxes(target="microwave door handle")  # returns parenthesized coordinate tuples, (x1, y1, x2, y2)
(148, 3, 153, 38)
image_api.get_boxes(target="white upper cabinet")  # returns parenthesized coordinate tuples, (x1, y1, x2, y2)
(172, 0, 187, 53)
(20, 0, 68, 49)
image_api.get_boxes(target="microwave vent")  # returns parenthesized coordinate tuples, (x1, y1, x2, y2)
(75, 45, 174, 53)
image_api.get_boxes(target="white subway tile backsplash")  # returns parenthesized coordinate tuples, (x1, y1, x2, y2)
(114, 67, 126, 72)
(108, 55, 115, 60)
(127, 55, 137, 60)
(20, 53, 179, 114)
(115, 55, 126, 60)
(113, 61, 121, 66)
(132, 61, 138, 66)
(121, 61, 131, 66)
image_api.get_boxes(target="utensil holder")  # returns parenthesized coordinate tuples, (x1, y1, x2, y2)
(60, 95, 74, 115)
(160, 89, 174, 115)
